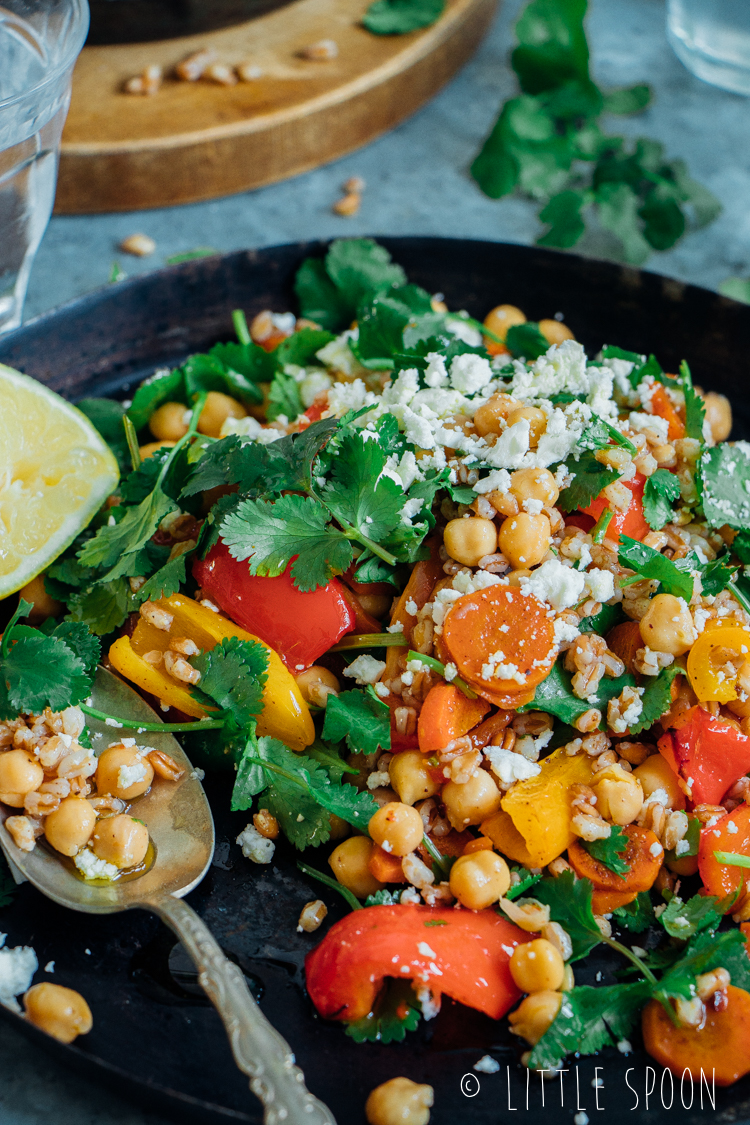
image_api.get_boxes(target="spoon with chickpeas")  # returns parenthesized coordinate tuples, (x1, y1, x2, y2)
(0, 667, 336, 1125)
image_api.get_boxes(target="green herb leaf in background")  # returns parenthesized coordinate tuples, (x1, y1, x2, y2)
(363, 0, 444, 35)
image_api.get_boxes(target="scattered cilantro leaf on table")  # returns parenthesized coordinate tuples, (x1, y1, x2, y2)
(528, 981, 651, 1069)
(612, 892, 654, 933)
(345, 980, 421, 1044)
(643, 469, 681, 530)
(322, 687, 391, 756)
(700, 443, 750, 530)
(558, 450, 618, 512)
(582, 826, 631, 877)
(618, 534, 696, 600)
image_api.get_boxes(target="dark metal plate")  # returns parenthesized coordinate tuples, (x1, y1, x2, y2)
(1, 239, 750, 1125)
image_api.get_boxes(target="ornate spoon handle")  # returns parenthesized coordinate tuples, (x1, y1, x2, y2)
(148, 893, 337, 1125)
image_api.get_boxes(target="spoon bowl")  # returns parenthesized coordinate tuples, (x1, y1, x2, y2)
(0, 668, 336, 1125)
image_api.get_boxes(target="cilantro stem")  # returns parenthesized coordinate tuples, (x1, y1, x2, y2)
(591, 508, 614, 544)
(330, 632, 407, 652)
(123, 416, 142, 471)
(601, 935, 658, 987)
(80, 704, 225, 734)
(1, 599, 31, 658)
(406, 651, 477, 699)
(339, 522, 398, 568)
(232, 309, 251, 346)
(729, 579, 750, 618)
(421, 834, 453, 879)
(297, 861, 362, 911)
(155, 391, 208, 494)
(713, 850, 750, 868)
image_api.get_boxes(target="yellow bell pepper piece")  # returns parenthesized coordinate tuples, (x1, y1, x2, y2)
(686, 620, 750, 704)
(109, 593, 314, 752)
(481, 747, 595, 868)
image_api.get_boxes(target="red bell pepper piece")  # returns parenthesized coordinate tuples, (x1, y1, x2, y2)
(305, 903, 529, 1023)
(649, 383, 685, 442)
(583, 472, 651, 544)
(192, 540, 354, 671)
(658, 706, 750, 806)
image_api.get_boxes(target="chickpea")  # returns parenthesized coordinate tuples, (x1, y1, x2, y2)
(18, 575, 62, 624)
(443, 517, 498, 567)
(95, 745, 154, 801)
(92, 814, 149, 870)
(295, 666, 340, 707)
(509, 939, 565, 993)
(473, 393, 521, 437)
(369, 802, 424, 857)
(701, 390, 732, 443)
(329, 836, 384, 898)
(506, 406, 546, 448)
(0, 749, 44, 806)
(329, 813, 351, 840)
(139, 440, 175, 459)
(509, 467, 559, 507)
(149, 401, 190, 442)
(44, 796, 96, 856)
(639, 593, 697, 656)
(24, 983, 93, 1044)
(449, 850, 510, 910)
(358, 593, 392, 619)
(483, 304, 526, 342)
(197, 391, 246, 438)
(365, 1076, 434, 1125)
(506, 568, 533, 587)
(442, 770, 502, 830)
(592, 764, 644, 825)
(498, 512, 551, 569)
(389, 751, 439, 806)
(633, 754, 684, 809)
(507, 990, 562, 1045)
(538, 318, 574, 346)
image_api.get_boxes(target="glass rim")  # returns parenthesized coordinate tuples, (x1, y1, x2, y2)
(0, 0, 90, 112)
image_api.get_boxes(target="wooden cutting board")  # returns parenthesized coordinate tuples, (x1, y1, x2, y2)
(56, 0, 498, 213)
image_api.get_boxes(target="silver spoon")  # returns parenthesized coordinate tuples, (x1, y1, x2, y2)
(0, 667, 336, 1125)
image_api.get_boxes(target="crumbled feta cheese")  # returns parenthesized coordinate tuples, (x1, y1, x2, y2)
(728, 820, 739, 834)
(617, 1039, 632, 1055)
(444, 662, 458, 682)
(574, 1112, 589, 1125)
(44, 961, 55, 973)
(374, 682, 390, 698)
(117, 762, 148, 790)
(584, 568, 615, 603)
(327, 377, 378, 416)
(316, 330, 360, 376)
(473, 469, 512, 496)
(484, 745, 541, 787)
(414, 984, 441, 1020)
(342, 654, 387, 685)
(299, 370, 333, 408)
(367, 770, 391, 790)
(189, 768, 206, 781)
(418, 941, 437, 958)
(400, 887, 421, 905)
(554, 617, 581, 645)
(74, 850, 118, 882)
(628, 411, 670, 443)
(649, 841, 664, 857)
(0, 935, 37, 1012)
(520, 558, 586, 611)
(522, 497, 544, 514)
(446, 316, 483, 347)
(105, 717, 123, 728)
(474, 1055, 501, 1074)
(236, 825, 275, 864)
(449, 353, 493, 396)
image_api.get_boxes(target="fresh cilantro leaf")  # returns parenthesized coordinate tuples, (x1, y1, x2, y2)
(354, 553, 402, 586)
(276, 328, 335, 370)
(127, 367, 185, 431)
(322, 686, 391, 756)
(305, 743, 358, 784)
(664, 815, 700, 863)
(600, 344, 642, 365)
(180, 435, 252, 496)
(602, 83, 651, 115)
(45, 622, 102, 676)
(506, 868, 543, 901)
(220, 493, 353, 592)
(345, 980, 421, 1044)
(657, 927, 750, 1003)
(512, 0, 589, 95)
(521, 657, 635, 729)
(362, 0, 443, 34)
(582, 826, 631, 878)
(134, 554, 187, 603)
(558, 450, 618, 512)
(643, 469, 681, 530)
(192, 637, 268, 730)
(537, 189, 587, 248)
(77, 398, 129, 468)
(66, 579, 130, 636)
(720, 278, 750, 305)
(294, 257, 351, 332)
(700, 443, 750, 530)
(618, 534, 696, 600)
(267, 367, 303, 422)
(209, 339, 275, 384)
(596, 180, 652, 266)
(364, 889, 399, 906)
(77, 490, 177, 576)
(659, 893, 721, 940)
(533, 871, 602, 962)
(733, 530, 750, 564)
(578, 601, 624, 635)
(325, 239, 407, 318)
(0, 852, 17, 908)
(627, 664, 680, 735)
(506, 322, 550, 360)
(354, 295, 412, 368)
(700, 553, 738, 597)
(181, 352, 264, 407)
(119, 446, 175, 504)
(0, 629, 91, 718)
(529, 980, 651, 1069)
(578, 415, 636, 454)
(679, 360, 706, 442)
(612, 892, 654, 933)
(322, 431, 404, 543)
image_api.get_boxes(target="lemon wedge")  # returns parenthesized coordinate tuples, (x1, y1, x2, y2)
(0, 363, 120, 598)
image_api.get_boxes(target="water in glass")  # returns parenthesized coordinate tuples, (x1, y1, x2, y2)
(667, 0, 750, 96)
(0, 1, 88, 333)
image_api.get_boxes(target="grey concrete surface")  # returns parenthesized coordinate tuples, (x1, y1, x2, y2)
(3, 0, 750, 1122)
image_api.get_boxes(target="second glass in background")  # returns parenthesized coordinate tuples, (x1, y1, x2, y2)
(667, 0, 750, 95)
(0, 0, 89, 334)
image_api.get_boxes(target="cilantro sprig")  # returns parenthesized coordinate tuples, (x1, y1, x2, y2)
(581, 826, 631, 877)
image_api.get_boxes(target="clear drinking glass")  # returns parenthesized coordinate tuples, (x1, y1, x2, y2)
(667, 0, 750, 96)
(0, 0, 88, 333)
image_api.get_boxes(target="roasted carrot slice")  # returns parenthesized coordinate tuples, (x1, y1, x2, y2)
(642, 987, 750, 1086)
(698, 801, 750, 902)
(443, 585, 555, 700)
(606, 621, 643, 675)
(368, 845, 407, 884)
(648, 384, 685, 442)
(384, 552, 443, 681)
(417, 683, 490, 753)
(567, 825, 663, 905)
